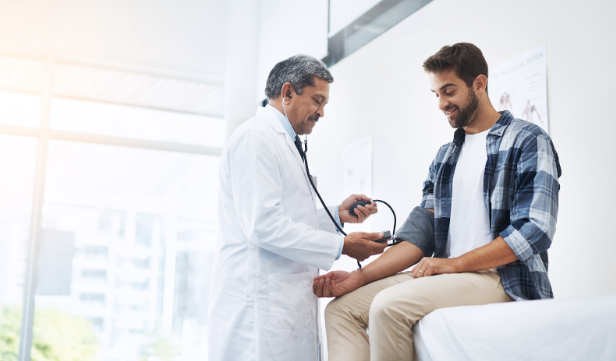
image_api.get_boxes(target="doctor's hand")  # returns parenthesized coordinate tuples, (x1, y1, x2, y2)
(313, 270, 364, 298)
(342, 232, 387, 261)
(339, 194, 378, 223)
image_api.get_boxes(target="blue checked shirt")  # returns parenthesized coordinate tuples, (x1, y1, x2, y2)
(420, 111, 561, 301)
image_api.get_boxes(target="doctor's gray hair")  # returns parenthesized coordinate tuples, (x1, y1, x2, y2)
(265, 55, 334, 100)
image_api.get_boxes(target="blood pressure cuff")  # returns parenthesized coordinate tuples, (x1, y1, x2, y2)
(394, 206, 435, 257)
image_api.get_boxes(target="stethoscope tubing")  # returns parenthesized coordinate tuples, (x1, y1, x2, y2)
(301, 139, 398, 269)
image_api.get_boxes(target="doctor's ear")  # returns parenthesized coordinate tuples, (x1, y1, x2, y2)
(280, 82, 295, 102)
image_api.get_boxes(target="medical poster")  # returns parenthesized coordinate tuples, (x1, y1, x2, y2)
(340, 135, 373, 236)
(337, 136, 373, 262)
(341, 135, 373, 201)
(489, 43, 549, 133)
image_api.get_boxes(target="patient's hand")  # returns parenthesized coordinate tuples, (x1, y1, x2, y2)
(411, 257, 460, 278)
(313, 270, 364, 298)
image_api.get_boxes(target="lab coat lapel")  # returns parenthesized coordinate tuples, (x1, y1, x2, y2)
(285, 135, 308, 173)
(258, 107, 310, 178)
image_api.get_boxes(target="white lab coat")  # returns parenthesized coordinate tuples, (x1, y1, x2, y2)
(208, 106, 341, 361)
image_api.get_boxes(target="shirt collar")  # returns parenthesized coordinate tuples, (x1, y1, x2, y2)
(453, 110, 514, 147)
(489, 110, 513, 137)
(267, 104, 297, 139)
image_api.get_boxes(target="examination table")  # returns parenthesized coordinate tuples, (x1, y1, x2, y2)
(413, 293, 616, 360)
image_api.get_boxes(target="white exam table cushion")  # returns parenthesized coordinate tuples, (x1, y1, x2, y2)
(414, 294, 616, 361)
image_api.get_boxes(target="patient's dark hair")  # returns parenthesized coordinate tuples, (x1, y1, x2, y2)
(423, 43, 489, 93)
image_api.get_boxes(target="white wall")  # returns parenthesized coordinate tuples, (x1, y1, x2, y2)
(224, 0, 259, 137)
(225, 0, 329, 136)
(309, 0, 616, 298)
(256, 0, 329, 102)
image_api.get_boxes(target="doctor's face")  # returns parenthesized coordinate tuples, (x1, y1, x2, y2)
(286, 77, 329, 135)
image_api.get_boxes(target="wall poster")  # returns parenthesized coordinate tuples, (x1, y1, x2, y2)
(489, 43, 549, 133)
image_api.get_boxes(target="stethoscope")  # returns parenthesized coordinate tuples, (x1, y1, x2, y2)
(282, 98, 400, 269)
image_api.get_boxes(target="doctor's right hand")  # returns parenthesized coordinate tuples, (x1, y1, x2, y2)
(342, 232, 387, 261)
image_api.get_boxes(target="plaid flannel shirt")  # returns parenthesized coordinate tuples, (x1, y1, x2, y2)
(420, 111, 561, 301)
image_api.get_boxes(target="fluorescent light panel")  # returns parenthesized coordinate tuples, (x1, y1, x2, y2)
(54, 63, 224, 117)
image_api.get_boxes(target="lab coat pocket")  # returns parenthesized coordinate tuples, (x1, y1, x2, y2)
(268, 272, 313, 330)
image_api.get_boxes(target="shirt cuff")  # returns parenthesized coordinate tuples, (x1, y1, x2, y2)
(335, 206, 344, 260)
(335, 206, 344, 230)
(420, 195, 434, 210)
(500, 225, 534, 261)
(336, 235, 344, 260)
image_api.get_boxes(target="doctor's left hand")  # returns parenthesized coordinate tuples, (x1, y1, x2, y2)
(339, 194, 378, 223)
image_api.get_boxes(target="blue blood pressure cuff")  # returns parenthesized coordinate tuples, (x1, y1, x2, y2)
(394, 206, 435, 257)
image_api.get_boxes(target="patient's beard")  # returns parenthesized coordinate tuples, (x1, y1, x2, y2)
(448, 89, 479, 129)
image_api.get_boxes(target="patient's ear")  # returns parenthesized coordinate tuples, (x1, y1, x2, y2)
(474, 75, 488, 95)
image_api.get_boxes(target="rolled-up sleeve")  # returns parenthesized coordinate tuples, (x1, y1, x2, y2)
(500, 133, 561, 261)
(420, 157, 438, 210)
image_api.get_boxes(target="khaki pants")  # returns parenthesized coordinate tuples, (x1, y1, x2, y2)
(324, 270, 513, 361)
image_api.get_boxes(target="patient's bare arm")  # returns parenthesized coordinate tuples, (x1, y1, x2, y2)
(313, 241, 424, 298)
(411, 236, 518, 278)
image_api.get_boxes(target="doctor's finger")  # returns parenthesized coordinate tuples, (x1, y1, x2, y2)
(356, 205, 371, 219)
(366, 231, 384, 241)
(355, 207, 367, 223)
(364, 204, 378, 214)
(372, 242, 387, 254)
(366, 242, 386, 256)
(359, 204, 376, 218)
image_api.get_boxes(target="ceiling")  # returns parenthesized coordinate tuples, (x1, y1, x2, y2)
(0, 0, 227, 83)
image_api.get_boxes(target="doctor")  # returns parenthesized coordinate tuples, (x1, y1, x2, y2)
(208, 54, 386, 361)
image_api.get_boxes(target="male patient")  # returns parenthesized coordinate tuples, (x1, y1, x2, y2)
(313, 42, 562, 361)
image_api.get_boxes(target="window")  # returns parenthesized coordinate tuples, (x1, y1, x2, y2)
(98, 209, 127, 238)
(0, 134, 38, 356)
(81, 269, 107, 282)
(80, 293, 106, 303)
(0, 55, 224, 361)
(50, 98, 225, 147)
(0, 90, 41, 127)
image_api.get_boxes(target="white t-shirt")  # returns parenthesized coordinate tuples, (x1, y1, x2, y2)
(446, 129, 493, 258)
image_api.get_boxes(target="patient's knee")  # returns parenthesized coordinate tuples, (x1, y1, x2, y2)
(369, 290, 395, 322)
(370, 286, 427, 328)
(369, 286, 421, 325)
(325, 291, 367, 326)
(325, 297, 346, 322)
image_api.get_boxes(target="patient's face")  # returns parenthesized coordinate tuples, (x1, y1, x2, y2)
(429, 69, 479, 129)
